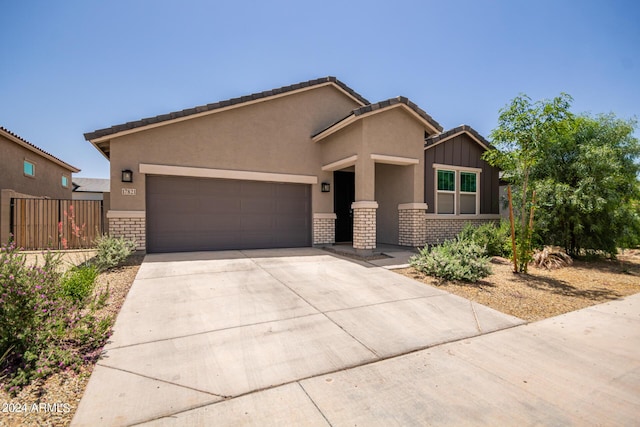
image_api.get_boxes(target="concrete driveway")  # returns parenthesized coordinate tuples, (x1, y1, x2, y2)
(72, 248, 640, 426)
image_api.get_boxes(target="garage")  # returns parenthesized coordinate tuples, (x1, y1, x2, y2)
(146, 175, 311, 253)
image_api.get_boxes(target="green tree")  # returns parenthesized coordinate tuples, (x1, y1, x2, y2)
(533, 114, 640, 257)
(483, 93, 573, 272)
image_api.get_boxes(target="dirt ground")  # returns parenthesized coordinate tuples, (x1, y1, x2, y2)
(2, 250, 639, 426)
(21, 250, 97, 273)
(0, 254, 144, 427)
(397, 249, 640, 322)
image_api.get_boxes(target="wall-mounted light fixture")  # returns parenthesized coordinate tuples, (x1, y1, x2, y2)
(321, 182, 330, 193)
(121, 169, 133, 183)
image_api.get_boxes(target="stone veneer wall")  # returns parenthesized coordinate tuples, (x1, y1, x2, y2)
(425, 217, 498, 245)
(109, 216, 146, 251)
(352, 206, 377, 250)
(313, 215, 335, 245)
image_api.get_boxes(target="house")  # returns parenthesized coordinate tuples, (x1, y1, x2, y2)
(73, 177, 111, 229)
(72, 178, 110, 201)
(0, 126, 80, 245)
(84, 77, 500, 253)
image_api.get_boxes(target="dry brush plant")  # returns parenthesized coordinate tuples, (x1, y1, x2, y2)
(532, 246, 573, 269)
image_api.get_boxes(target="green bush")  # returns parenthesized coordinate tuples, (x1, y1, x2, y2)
(59, 265, 99, 304)
(459, 221, 513, 258)
(94, 234, 136, 271)
(0, 242, 112, 393)
(410, 236, 492, 282)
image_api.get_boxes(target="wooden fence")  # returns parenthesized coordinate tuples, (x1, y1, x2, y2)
(10, 198, 103, 250)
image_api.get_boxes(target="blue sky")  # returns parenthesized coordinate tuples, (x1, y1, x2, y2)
(1, 0, 638, 179)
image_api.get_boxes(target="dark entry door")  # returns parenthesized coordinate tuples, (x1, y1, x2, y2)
(334, 171, 355, 242)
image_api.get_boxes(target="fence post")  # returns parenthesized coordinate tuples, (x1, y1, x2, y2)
(58, 199, 62, 250)
(9, 198, 15, 243)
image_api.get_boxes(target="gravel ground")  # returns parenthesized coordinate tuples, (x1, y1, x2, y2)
(397, 249, 640, 322)
(2, 250, 639, 426)
(0, 254, 144, 427)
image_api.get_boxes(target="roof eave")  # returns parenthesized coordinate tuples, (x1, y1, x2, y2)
(313, 102, 442, 143)
(84, 78, 369, 144)
(424, 125, 492, 151)
(88, 138, 111, 160)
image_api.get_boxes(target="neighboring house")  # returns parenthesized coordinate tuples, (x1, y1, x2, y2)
(73, 177, 111, 229)
(0, 126, 80, 245)
(72, 177, 110, 201)
(84, 77, 500, 253)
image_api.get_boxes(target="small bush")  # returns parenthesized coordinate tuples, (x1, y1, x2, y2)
(59, 265, 99, 304)
(94, 234, 136, 271)
(459, 221, 513, 258)
(0, 242, 112, 392)
(410, 236, 492, 282)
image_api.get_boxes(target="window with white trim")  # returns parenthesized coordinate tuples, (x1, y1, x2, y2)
(434, 165, 480, 215)
(62, 175, 69, 188)
(459, 171, 477, 214)
(436, 170, 455, 214)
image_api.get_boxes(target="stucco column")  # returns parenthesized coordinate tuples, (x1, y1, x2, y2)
(398, 203, 428, 247)
(352, 201, 378, 252)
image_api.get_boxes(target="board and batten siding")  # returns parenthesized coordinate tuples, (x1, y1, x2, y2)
(424, 133, 500, 215)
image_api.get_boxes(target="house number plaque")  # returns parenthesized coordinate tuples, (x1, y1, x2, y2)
(122, 188, 136, 196)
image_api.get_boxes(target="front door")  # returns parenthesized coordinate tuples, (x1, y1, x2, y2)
(334, 171, 355, 242)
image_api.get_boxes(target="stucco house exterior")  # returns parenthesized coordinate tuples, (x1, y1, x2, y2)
(0, 126, 80, 245)
(84, 77, 500, 253)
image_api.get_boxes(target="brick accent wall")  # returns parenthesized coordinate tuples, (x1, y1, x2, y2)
(399, 209, 427, 247)
(109, 217, 146, 251)
(425, 217, 498, 244)
(313, 215, 335, 245)
(353, 207, 377, 250)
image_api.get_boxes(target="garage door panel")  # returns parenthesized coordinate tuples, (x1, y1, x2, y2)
(242, 198, 276, 213)
(146, 176, 311, 253)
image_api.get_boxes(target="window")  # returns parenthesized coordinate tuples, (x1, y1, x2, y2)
(436, 170, 455, 214)
(24, 160, 35, 177)
(62, 175, 69, 188)
(459, 172, 477, 214)
(434, 165, 480, 215)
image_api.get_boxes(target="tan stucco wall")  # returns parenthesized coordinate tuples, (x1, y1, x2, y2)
(108, 85, 361, 214)
(0, 134, 73, 199)
(375, 163, 415, 244)
(319, 107, 426, 204)
(362, 107, 426, 202)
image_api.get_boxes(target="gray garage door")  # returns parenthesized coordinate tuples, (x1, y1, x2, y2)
(146, 175, 311, 253)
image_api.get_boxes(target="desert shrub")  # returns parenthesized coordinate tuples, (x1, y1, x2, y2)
(94, 234, 136, 271)
(59, 265, 99, 304)
(410, 236, 492, 282)
(459, 221, 513, 258)
(0, 242, 112, 393)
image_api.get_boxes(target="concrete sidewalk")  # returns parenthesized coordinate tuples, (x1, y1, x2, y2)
(72, 249, 640, 426)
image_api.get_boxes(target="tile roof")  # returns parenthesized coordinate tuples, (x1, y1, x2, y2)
(425, 124, 492, 149)
(0, 126, 80, 172)
(353, 96, 442, 131)
(84, 76, 370, 141)
(72, 177, 110, 193)
(312, 96, 443, 140)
